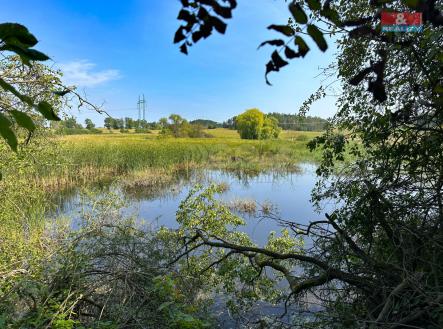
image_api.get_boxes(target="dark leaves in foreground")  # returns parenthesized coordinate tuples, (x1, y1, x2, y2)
(174, 0, 237, 54)
(263, 1, 326, 85)
(175, 0, 443, 103)
(0, 23, 61, 151)
(349, 51, 387, 103)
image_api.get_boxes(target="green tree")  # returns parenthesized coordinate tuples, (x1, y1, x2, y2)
(235, 108, 264, 139)
(104, 117, 113, 130)
(62, 116, 82, 129)
(261, 115, 281, 139)
(0, 56, 67, 138)
(159, 117, 168, 128)
(124, 117, 134, 129)
(139, 119, 149, 129)
(222, 116, 236, 129)
(168, 114, 187, 137)
(111, 118, 124, 129)
(267, 112, 328, 131)
(84, 118, 95, 130)
(159, 115, 208, 138)
(0, 25, 59, 150)
(173, 0, 443, 327)
(0, 24, 100, 150)
(235, 109, 279, 139)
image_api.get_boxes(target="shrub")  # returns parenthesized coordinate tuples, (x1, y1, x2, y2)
(236, 109, 263, 139)
(236, 109, 280, 140)
(160, 115, 211, 138)
(56, 127, 102, 135)
(0, 191, 214, 329)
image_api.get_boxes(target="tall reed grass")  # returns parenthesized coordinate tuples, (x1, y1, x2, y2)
(38, 132, 322, 189)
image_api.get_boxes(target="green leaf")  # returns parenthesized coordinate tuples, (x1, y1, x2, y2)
(289, 2, 308, 24)
(22, 48, 50, 61)
(268, 24, 294, 37)
(157, 301, 174, 311)
(271, 50, 289, 69)
(180, 43, 188, 55)
(320, 7, 341, 25)
(212, 3, 232, 18)
(0, 43, 50, 63)
(434, 84, 443, 94)
(258, 39, 285, 48)
(284, 46, 299, 59)
(0, 23, 38, 47)
(2, 36, 30, 51)
(36, 101, 61, 121)
(307, 24, 328, 52)
(0, 113, 18, 151)
(307, 0, 321, 11)
(174, 27, 186, 43)
(52, 89, 71, 96)
(294, 36, 310, 57)
(210, 16, 227, 34)
(0, 77, 34, 105)
(10, 110, 36, 132)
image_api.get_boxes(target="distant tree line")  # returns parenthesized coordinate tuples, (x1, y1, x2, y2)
(56, 112, 326, 137)
(52, 117, 102, 135)
(160, 114, 210, 138)
(102, 115, 210, 138)
(104, 117, 159, 131)
(189, 119, 221, 129)
(223, 112, 328, 131)
(267, 112, 327, 131)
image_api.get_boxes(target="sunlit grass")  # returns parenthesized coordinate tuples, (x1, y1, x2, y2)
(44, 129, 323, 189)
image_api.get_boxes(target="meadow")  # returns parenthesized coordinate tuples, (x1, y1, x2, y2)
(47, 129, 322, 189)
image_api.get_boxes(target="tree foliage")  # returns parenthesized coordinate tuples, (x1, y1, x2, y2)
(160, 114, 211, 138)
(236, 109, 264, 139)
(173, 0, 237, 55)
(0, 55, 64, 151)
(236, 108, 281, 139)
(85, 118, 95, 130)
(190, 119, 221, 129)
(268, 112, 328, 131)
(173, 0, 443, 327)
(0, 23, 103, 153)
(0, 191, 213, 328)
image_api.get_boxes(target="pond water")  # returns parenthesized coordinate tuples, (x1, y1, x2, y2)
(52, 163, 333, 245)
(50, 163, 333, 327)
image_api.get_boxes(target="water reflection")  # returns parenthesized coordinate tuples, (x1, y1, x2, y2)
(51, 163, 328, 245)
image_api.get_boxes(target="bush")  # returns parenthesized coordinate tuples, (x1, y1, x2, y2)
(236, 109, 280, 140)
(56, 127, 102, 135)
(185, 124, 211, 138)
(0, 191, 214, 329)
(160, 115, 212, 138)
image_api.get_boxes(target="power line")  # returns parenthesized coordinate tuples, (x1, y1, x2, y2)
(105, 108, 138, 112)
(137, 94, 146, 121)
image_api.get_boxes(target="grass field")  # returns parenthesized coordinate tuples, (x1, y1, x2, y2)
(45, 129, 322, 189)
(96, 127, 321, 141)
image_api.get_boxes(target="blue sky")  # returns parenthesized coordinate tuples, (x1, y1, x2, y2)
(2, 0, 338, 126)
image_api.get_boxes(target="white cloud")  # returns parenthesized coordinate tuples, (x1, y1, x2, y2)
(60, 60, 121, 87)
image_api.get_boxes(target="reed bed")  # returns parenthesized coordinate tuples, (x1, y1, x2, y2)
(37, 132, 321, 190)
